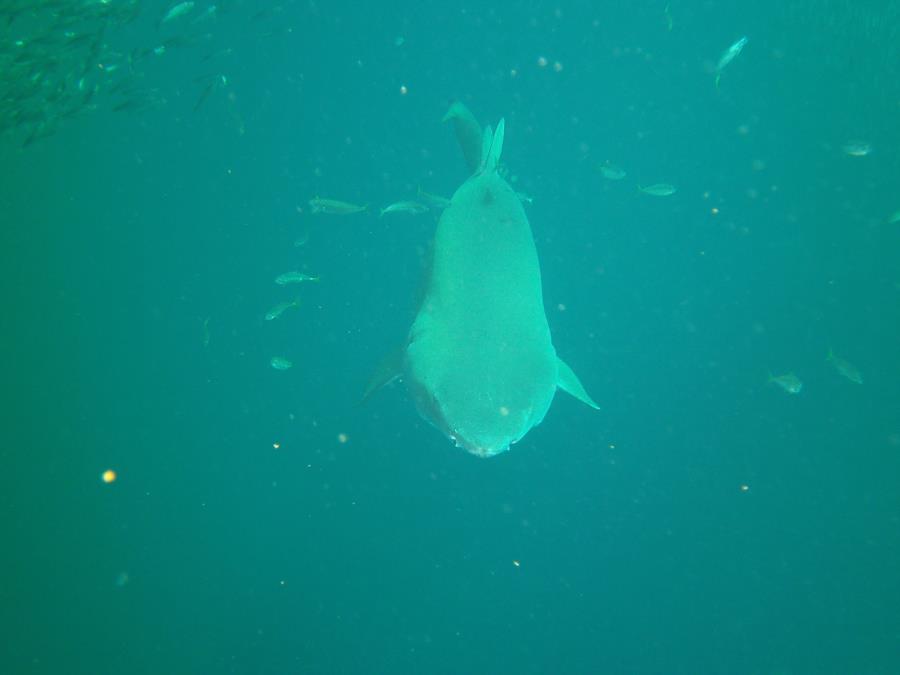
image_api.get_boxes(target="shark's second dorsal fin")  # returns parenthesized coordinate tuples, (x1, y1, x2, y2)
(478, 118, 505, 174)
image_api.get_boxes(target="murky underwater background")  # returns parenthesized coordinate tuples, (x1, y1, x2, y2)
(2, 1, 899, 673)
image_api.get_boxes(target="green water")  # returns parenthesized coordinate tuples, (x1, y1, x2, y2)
(2, 2, 899, 673)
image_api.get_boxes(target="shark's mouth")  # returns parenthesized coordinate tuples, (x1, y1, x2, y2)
(449, 434, 511, 458)
(406, 374, 514, 458)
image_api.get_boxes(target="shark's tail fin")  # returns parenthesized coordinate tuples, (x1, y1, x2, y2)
(443, 101, 483, 173)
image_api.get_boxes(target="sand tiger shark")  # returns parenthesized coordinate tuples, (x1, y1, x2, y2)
(367, 103, 599, 457)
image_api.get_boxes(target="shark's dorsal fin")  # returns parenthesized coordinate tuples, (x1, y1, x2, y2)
(557, 356, 600, 409)
(478, 118, 505, 174)
(487, 117, 505, 171)
(479, 124, 493, 172)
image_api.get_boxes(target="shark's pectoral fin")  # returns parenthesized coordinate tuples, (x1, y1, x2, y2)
(556, 357, 600, 410)
(361, 347, 405, 404)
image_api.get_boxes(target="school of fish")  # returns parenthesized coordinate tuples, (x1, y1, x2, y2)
(0, 0, 293, 147)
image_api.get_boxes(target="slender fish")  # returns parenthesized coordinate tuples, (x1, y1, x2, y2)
(826, 349, 863, 384)
(275, 271, 319, 285)
(416, 187, 452, 209)
(379, 200, 429, 217)
(639, 183, 677, 196)
(309, 197, 368, 215)
(715, 36, 748, 87)
(265, 299, 300, 321)
(160, 1, 195, 25)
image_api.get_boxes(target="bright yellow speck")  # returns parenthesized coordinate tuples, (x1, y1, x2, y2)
(337, 433, 349, 444)
(101, 469, 117, 484)
(273, 442, 281, 449)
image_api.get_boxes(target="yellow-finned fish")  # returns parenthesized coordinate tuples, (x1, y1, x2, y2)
(768, 371, 802, 394)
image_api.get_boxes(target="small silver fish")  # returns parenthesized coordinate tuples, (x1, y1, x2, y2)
(270, 356, 293, 370)
(265, 299, 300, 321)
(768, 372, 802, 394)
(160, 1, 195, 24)
(309, 197, 367, 215)
(416, 187, 452, 209)
(827, 349, 863, 384)
(190, 4, 217, 24)
(715, 36, 748, 87)
(379, 200, 429, 217)
(598, 161, 626, 180)
(842, 141, 872, 157)
(639, 183, 677, 196)
(275, 271, 320, 285)
(193, 74, 226, 112)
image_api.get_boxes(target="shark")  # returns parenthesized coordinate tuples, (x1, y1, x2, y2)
(368, 104, 599, 457)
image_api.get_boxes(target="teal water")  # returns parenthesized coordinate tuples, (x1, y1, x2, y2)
(3, 2, 899, 674)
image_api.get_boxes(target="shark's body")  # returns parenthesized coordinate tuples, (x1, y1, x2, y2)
(371, 108, 598, 457)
